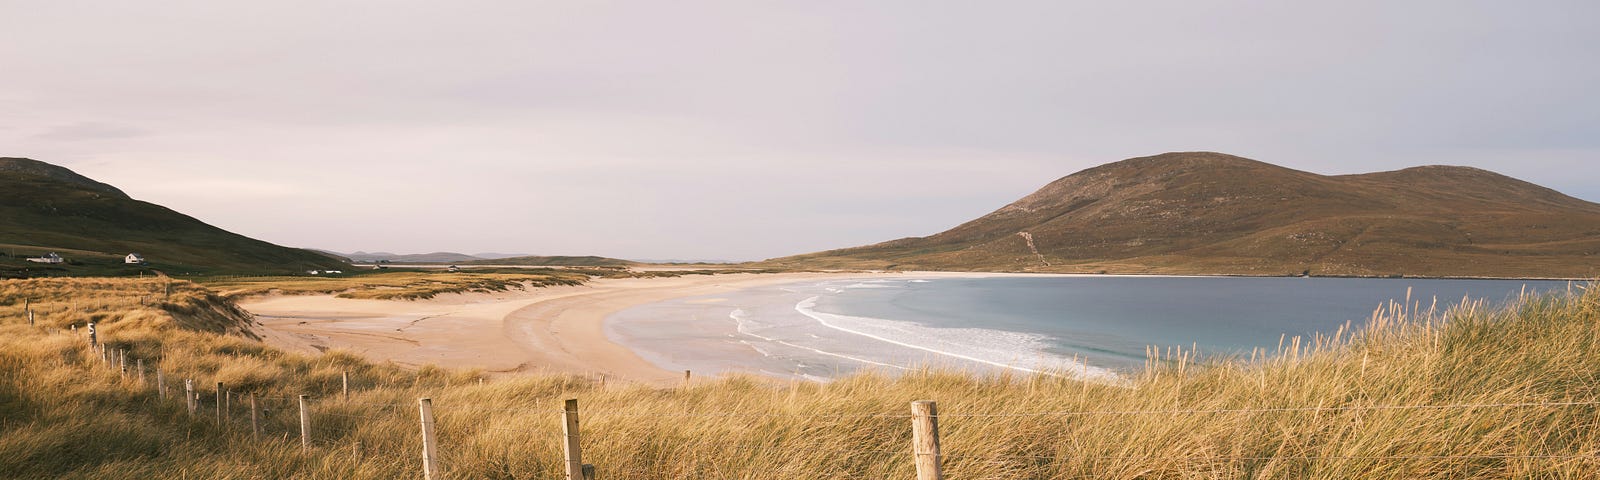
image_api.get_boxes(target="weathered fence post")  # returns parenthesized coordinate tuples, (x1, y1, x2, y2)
(157, 370, 167, 399)
(342, 371, 350, 401)
(87, 322, 97, 347)
(684, 370, 692, 385)
(119, 350, 128, 377)
(216, 382, 225, 427)
(250, 394, 261, 439)
(137, 359, 145, 385)
(299, 395, 312, 451)
(911, 400, 944, 480)
(185, 379, 196, 414)
(562, 398, 593, 480)
(419, 398, 441, 480)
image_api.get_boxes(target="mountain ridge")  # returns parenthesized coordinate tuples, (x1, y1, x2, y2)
(769, 152, 1600, 278)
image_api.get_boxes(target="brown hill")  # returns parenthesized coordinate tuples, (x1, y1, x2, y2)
(770, 152, 1600, 278)
(1, 157, 349, 276)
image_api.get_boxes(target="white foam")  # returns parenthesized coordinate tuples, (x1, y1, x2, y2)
(844, 282, 898, 289)
(775, 340, 909, 370)
(794, 296, 1118, 381)
(729, 309, 777, 342)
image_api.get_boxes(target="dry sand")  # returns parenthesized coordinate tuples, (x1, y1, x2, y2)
(242, 272, 914, 386)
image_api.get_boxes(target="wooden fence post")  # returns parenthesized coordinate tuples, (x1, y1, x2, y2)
(185, 379, 196, 414)
(250, 394, 261, 439)
(562, 398, 593, 480)
(911, 400, 944, 480)
(419, 398, 441, 480)
(137, 359, 145, 385)
(216, 382, 225, 427)
(87, 322, 97, 347)
(342, 371, 350, 401)
(119, 350, 128, 377)
(157, 370, 166, 399)
(299, 395, 312, 451)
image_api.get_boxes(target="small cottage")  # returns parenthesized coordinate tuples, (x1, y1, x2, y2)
(27, 253, 64, 264)
(125, 253, 146, 264)
(446, 265, 460, 273)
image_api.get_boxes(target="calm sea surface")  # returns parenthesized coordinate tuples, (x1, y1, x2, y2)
(605, 276, 1575, 381)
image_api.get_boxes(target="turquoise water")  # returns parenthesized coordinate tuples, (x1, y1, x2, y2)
(605, 276, 1575, 381)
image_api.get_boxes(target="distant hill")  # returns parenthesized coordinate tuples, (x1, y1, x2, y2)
(1, 157, 349, 277)
(770, 152, 1600, 278)
(460, 255, 637, 267)
(327, 251, 486, 263)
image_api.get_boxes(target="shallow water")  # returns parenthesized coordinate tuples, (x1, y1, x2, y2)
(605, 276, 1575, 381)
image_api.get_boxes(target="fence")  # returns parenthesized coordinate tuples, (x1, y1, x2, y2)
(55, 323, 1600, 479)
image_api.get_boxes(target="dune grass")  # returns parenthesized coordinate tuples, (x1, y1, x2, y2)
(1, 278, 1597, 478)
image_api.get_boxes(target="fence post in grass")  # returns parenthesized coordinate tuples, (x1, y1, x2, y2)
(87, 322, 97, 348)
(119, 350, 128, 377)
(216, 382, 225, 427)
(157, 370, 166, 399)
(299, 395, 312, 452)
(419, 398, 441, 479)
(250, 394, 261, 439)
(185, 379, 196, 414)
(911, 400, 944, 480)
(562, 398, 592, 480)
(342, 371, 349, 401)
(137, 359, 145, 385)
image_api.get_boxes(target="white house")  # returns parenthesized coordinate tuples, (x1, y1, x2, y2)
(125, 253, 146, 264)
(26, 252, 63, 264)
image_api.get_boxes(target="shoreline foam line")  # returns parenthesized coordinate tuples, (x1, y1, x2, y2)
(796, 295, 1113, 379)
(732, 308, 909, 371)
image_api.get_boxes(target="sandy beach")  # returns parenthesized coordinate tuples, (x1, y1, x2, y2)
(242, 271, 930, 386)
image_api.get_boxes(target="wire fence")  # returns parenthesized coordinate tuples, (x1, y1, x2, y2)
(39, 326, 1600, 479)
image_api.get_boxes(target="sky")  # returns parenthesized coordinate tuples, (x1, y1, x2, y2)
(3, 1, 1597, 261)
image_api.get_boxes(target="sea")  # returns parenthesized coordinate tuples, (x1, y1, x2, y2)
(604, 275, 1578, 382)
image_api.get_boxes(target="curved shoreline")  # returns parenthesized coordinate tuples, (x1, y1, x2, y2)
(243, 271, 923, 386)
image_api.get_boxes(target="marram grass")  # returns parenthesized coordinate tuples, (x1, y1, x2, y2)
(1, 278, 1597, 479)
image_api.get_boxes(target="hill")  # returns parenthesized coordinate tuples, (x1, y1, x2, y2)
(325, 251, 487, 263)
(0, 157, 349, 277)
(460, 255, 637, 267)
(770, 152, 1600, 278)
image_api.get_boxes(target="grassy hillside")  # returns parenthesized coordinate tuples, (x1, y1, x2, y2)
(770, 152, 1600, 278)
(0, 157, 349, 277)
(1, 277, 1597, 478)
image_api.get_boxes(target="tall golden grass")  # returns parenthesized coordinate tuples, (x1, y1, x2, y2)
(1, 278, 1597, 479)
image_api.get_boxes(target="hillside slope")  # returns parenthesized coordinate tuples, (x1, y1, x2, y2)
(1, 157, 348, 276)
(772, 152, 1600, 277)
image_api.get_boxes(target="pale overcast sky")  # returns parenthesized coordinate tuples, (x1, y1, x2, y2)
(3, 1, 1597, 261)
